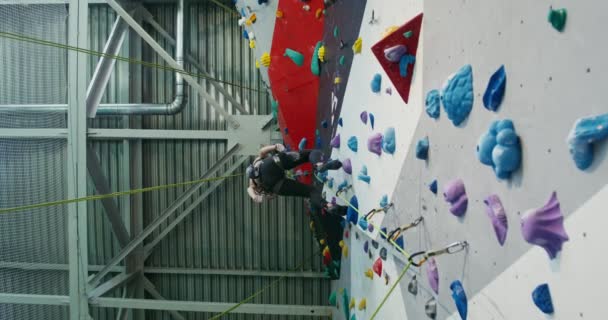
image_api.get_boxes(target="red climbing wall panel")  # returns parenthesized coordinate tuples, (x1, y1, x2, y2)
(268, 0, 324, 150)
(371, 13, 423, 104)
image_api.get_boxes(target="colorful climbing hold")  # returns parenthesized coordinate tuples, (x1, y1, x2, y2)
(360, 111, 368, 124)
(321, 120, 328, 128)
(382, 26, 399, 38)
(342, 158, 352, 174)
(442, 64, 474, 126)
(358, 165, 370, 184)
(415, 137, 429, 160)
(426, 257, 439, 294)
(403, 30, 413, 38)
(341, 288, 350, 319)
(346, 195, 359, 224)
(249, 39, 256, 49)
(339, 55, 345, 65)
(369, 113, 375, 129)
(318, 45, 326, 63)
(371, 73, 382, 93)
(367, 132, 383, 156)
(567, 113, 608, 170)
(483, 65, 507, 112)
(443, 179, 468, 217)
(548, 7, 567, 32)
(358, 218, 368, 230)
(425, 89, 440, 119)
(260, 52, 271, 67)
(339, 240, 349, 257)
(298, 137, 307, 151)
(379, 247, 387, 260)
(384, 272, 390, 285)
(521, 192, 569, 259)
(363, 241, 369, 253)
(242, 29, 249, 39)
(382, 127, 396, 154)
(302, 4, 310, 11)
(330, 134, 340, 149)
(349, 297, 355, 310)
(327, 178, 334, 188)
(384, 44, 407, 63)
(284, 48, 304, 67)
(357, 298, 367, 310)
(379, 195, 389, 208)
(364, 268, 373, 279)
(532, 283, 554, 314)
(450, 280, 468, 320)
(255, 60, 260, 69)
(373, 257, 383, 276)
(371, 240, 379, 249)
(385, 87, 392, 95)
(276, 10, 283, 18)
(334, 77, 341, 84)
(315, 8, 323, 19)
(408, 275, 418, 295)
(429, 179, 438, 194)
(352, 37, 362, 54)
(476, 119, 522, 179)
(425, 297, 437, 319)
(329, 291, 337, 306)
(257, 0, 268, 5)
(484, 194, 508, 246)
(367, 223, 374, 232)
(311, 41, 323, 75)
(334, 26, 339, 38)
(380, 227, 387, 239)
(347, 136, 358, 152)
(394, 235, 404, 249)
(399, 54, 416, 78)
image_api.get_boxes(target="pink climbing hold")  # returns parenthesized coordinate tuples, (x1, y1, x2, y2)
(373, 257, 383, 276)
(367, 132, 383, 156)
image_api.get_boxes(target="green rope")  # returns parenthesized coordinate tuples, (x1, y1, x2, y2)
(0, 173, 243, 215)
(0, 31, 265, 93)
(370, 261, 413, 320)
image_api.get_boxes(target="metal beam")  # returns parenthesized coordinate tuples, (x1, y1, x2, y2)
(0, 128, 228, 140)
(87, 148, 131, 247)
(142, 277, 186, 320)
(0, 293, 69, 306)
(88, 272, 139, 299)
(139, 6, 250, 115)
(90, 298, 333, 316)
(106, 0, 240, 128)
(88, 146, 242, 286)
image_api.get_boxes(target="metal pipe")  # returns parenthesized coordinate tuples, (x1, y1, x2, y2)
(0, 1, 187, 116)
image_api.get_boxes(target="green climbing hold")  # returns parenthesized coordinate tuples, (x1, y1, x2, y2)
(271, 99, 279, 120)
(548, 7, 567, 32)
(311, 41, 323, 76)
(403, 30, 413, 38)
(329, 291, 337, 306)
(334, 26, 339, 38)
(284, 48, 305, 66)
(339, 55, 345, 65)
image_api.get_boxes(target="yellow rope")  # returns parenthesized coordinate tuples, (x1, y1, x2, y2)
(0, 173, 243, 215)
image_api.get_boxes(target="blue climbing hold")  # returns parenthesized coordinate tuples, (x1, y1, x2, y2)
(532, 283, 554, 314)
(341, 288, 350, 319)
(240, 8, 246, 17)
(425, 89, 440, 119)
(299, 137, 307, 151)
(380, 227, 387, 239)
(415, 137, 429, 160)
(347, 136, 358, 152)
(382, 127, 396, 154)
(476, 119, 522, 179)
(358, 165, 370, 184)
(450, 280, 468, 320)
(429, 179, 438, 194)
(358, 218, 368, 230)
(337, 180, 348, 193)
(371, 73, 382, 93)
(321, 120, 328, 128)
(346, 196, 359, 224)
(328, 178, 334, 189)
(284, 127, 288, 134)
(317, 170, 328, 183)
(394, 235, 404, 249)
(567, 113, 608, 170)
(379, 195, 389, 208)
(257, 0, 268, 4)
(243, 30, 249, 39)
(338, 117, 343, 127)
(369, 114, 375, 129)
(442, 64, 474, 126)
(315, 135, 322, 148)
(399, 54, 416, 78)
(483, 65, 507, 112)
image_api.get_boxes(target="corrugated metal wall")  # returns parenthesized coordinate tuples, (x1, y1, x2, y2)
(86, 2, 330, 319)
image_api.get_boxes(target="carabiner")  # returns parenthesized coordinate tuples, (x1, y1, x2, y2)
(427, 241, 468, 258)
(364, 202, 393, 220)
(336, 184, 352, 196)
(387, 217, 423, 241)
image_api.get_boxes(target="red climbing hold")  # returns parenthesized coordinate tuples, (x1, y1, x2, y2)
(371, 13, 423, 104)
(373, 257, 383, 276)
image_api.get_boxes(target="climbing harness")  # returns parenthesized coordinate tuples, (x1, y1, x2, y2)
(408, 241, 469, 267)
(386, 216, 423, 241)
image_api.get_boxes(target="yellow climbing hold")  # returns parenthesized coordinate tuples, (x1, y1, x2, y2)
(318, 45, 326, 62)
(276, 10, 283, 18)
(358, 298, 367, 310)
(249, 39, 256, 49)
(309, 220, 315, 231)
(339, 240, 345, 248)
(320, 239, 326, 245)
(342, 245, 348, 257)
(255, 60, 260, 68)
(349, 298, 355, 310)
(246, 13, 257, 26)
(322, 246, 330, 256)
(334, 77, 341, 84)
(315, 8, 323, 19)
(364, 268, 373, 279)
(382, 25, 399, 38)
(260, 52, 271, 67)
(352, 37, 362, 54)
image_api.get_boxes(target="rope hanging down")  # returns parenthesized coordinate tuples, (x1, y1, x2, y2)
(0, 31, 265, 93)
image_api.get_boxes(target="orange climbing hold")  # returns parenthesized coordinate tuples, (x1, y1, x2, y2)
(315, 8, 323, 19)
(276, 10, 283, 18)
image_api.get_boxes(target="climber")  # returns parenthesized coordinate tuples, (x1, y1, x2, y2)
(246, 144, 342, 203)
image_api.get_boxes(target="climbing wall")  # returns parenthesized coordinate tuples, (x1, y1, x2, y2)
(383, 0, 608, 319)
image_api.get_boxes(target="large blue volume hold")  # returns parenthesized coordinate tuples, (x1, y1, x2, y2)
(442, 65, 474, 126)
(346, 196, 359, 224)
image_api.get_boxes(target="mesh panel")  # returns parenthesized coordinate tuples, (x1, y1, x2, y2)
(0, 3, 68, 128)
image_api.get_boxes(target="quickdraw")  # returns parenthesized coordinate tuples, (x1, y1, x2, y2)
(408, 241, 468, 267)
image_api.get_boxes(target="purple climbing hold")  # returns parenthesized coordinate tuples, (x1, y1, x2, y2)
(521, 192, 569, 259)
(367, 132, 383, 156)
(367, 223, 374, 232)
(442, 65, 474, 126)
(369, 113, 375, 129)
(371, 73, 382, 93)
(342, 158, 352, 174)
(382, 127, 396, 154)
(364, 241, 369, 253)
(347, 136, 358, 152)
(360, 111, 368, 124)
(426, 257, 439, 294)
(484, 194, 508, 246)
(443, 179, 468, 217)
(483, 65, 507, 112)
(567, 113, 608, 170)
(330, 134, 341, 149)
(384, 44, 407, 63)
(429, 179, 438, 195)
(358, 165, 371, 184)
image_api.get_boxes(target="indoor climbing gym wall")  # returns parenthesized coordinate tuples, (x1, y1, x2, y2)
(322, 0, 608, 319)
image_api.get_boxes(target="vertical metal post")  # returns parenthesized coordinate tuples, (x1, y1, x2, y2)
(67, 0, 89, 318)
